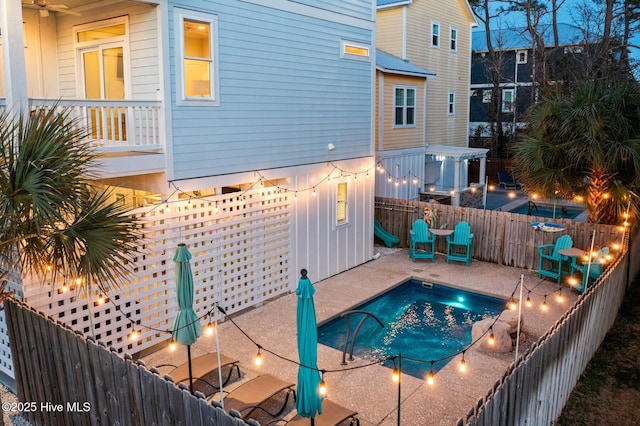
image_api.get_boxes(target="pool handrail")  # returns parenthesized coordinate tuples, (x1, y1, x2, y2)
(339, 310, 385, 365)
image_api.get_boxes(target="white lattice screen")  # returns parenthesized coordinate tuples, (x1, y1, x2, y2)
(0, 185, 291, 378)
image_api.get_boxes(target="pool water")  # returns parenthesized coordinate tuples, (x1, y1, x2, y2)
(317, 280, 506, 379)
(507, 202, 584, 219)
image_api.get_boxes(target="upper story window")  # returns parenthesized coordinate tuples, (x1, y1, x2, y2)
(394, 86, 416, 127)
(502, 89, 514, 112)
(175, 9, 219, 106)
(336, 182, 348, 225)
(431, 22, 440, 48)
(482, 90, 492, 103)
(516, 50, 527, 64)
(448, 91, 455, 115)
(450, 27, 458, 51)
(341, 40, 371, 61)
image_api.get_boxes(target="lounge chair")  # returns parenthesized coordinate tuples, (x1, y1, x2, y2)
(537, 235, 573, 284)
(409, 219, 435, 262)
(166, 352, 241, 391)
(571, 247, 609, 293)
(497, 171, 521, 190)
(214, 374, 296, 422)
(287, 399, 360, 426)
(446, 221, 473, 266)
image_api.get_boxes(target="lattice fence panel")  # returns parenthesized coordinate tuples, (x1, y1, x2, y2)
(0, 186, 291, 378)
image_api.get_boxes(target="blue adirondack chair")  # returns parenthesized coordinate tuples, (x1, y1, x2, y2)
(571, 247, 609, 293)
(409, 220, 435, 262)
(446, 221, 473, 265)
(537, 234, 573, 284)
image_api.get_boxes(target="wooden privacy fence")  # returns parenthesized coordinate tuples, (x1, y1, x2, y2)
(375, 197, 621, 270)
(458, 229, 637, 426)
(3, 299, 246, 426)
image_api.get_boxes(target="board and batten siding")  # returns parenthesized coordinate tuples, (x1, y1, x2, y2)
(168, 0, 375, 181)
(404, 0, 474, 148)
(54, 2, 160, 99)
(375, 148, 425, 200)
(379, 74, 425, 151)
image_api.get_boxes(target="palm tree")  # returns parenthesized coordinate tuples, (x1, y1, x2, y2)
(0, 106, 141, 300)
(512, 80, 640, 224)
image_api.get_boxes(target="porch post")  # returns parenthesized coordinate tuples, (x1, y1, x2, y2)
(0, 0, 29, 113)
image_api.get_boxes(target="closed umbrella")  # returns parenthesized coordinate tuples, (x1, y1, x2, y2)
(172, 243, 202, 393)
(296, 269, 323, 424)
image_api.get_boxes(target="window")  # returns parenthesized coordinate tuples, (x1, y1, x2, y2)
(341, 40, 371, 61)
(448, 91, 455, 115)
(450, 27, 458, 51)
(431, 22, 440, 48)
(175, 9, 219, 106)
(394, 86, 416, 127)
(337, 182, 348, 225)
(482, 90, 492, 103)
(502, 89, 514, 112)
(516, 50, 527, 64)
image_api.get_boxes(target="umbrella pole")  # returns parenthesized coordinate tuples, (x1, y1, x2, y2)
(188, 344, 194, 394)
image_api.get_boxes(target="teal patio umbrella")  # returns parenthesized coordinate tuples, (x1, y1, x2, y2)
(296, 269, 323, 424)
(172, 243, 202, 393)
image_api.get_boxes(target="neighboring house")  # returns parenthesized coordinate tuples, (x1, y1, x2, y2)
(470, 23, 584, 137)
(375, 0, 488, 206)
(0, 0, 375, 380)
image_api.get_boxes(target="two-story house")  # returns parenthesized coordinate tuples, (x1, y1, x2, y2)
(0, 0, 375, 381)
(470, 23, 584, 139)
(375, 0, 488, 206)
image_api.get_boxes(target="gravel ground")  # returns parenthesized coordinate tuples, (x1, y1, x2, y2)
(0, 385, 30, 426)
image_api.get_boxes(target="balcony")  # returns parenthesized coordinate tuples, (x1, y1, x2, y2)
(25, 98, 166, 178)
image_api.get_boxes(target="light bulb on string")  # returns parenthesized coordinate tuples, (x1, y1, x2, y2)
(525, 292, 532, 307)
(255, 347, 262, 366)
(319, 371, 327, 396)
(541, 295, 548, 311)
(312, 187, 317, 197)
(391, 358, 399, 382)
(488, 328, 495, 346)
(459, 352, 467, 372)
(205, 320, 215, 337)
(169, 338, 176, 352)
(508, 298, 517, 310)
(426, 362, 435, 386)
(294, 192, 298, 201)
(130, 328, 139, 341)
(557, 288, 564, 303)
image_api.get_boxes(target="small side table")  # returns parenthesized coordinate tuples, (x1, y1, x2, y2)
(559, 247, 586, 276)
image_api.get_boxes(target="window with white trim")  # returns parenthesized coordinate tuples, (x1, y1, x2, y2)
(450, 27, 458, 51)
(482, 90, 492, 103)
(394, 86, 416, 127)
(431, 22, 440, 48)
(175, 9, 219, 106)
(341, 40, 371, 61)
(448, 91, 455, 115)
(502, 89, 514, 112)
(516, 50, 527, 64)
(336, 182, 348, 225)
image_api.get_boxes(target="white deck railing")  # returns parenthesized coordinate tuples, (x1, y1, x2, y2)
(28, 98, 163, 153)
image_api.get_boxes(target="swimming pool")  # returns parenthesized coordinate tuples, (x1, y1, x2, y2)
(507, 201, 584, 219)
(317, 280, 507, 379)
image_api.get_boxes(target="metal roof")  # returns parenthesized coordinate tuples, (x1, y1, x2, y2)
(472, 23, 583, 52)
(376, 49, 436, 77)
(376, 0, 412, 8)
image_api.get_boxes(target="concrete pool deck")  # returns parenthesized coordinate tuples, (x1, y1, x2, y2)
(144, 248, 580, 425)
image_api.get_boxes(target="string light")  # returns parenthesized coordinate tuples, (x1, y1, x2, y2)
(391, 358, 400, 382)
(319, 371, 327, 396)
(294, 192, 298, 201)
(312, 187, 316, 197)
(508, 298, 517, 310)
(488, 328, 495, 346)
(255, 346, 263, 366)
(204, 320, 214, 337)
(525, 291, 532, 307)
(129, 328, 140, 341)
(169, 339, 176, 351)
(541, 295, 548, 311)
(459, 352, 467, 372)
(557, 288, 564, 303)
(426, 362, 435, 386)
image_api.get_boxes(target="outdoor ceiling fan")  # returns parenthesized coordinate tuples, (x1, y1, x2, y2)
(23, 0, 82, 17)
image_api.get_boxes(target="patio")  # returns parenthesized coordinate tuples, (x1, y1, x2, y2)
(145, 248, 579, 425)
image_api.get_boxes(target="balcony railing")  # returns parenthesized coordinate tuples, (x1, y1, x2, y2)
(28, 98, 163, 153)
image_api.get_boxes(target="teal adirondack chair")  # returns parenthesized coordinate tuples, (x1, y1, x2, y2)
(446, 221, 473, 266)
(537, 234, 573, 284)
(409, 220, 435, 262)
(571, 247, 609, 293)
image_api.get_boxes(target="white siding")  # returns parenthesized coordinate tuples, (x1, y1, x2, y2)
(375, 147, 425, 200)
